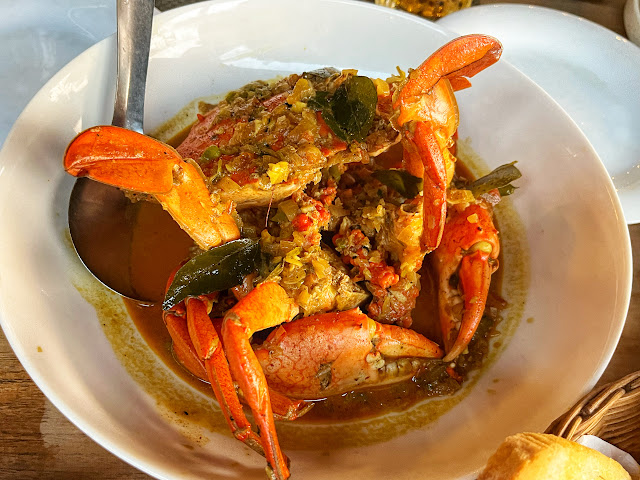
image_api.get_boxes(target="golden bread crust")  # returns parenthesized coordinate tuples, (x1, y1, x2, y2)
(478, 432, 631, 480)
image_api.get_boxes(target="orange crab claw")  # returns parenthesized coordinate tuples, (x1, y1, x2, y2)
(63, 125, 240, 250)
(394, 34, 502, 126)
(393, 35, 502, 253)
(254, 308, 443, 400)
(401, 119, 450, 252)
(222, 282, 299, 480)
(449, 248, 494, 361)
(64, 126, 180, 192)
(431, 203, 500, 362)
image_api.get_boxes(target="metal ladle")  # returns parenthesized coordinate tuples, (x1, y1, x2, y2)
(68, 0, 158, 303)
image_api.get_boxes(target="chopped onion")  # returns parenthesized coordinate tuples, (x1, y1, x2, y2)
(278, 199, 299, 221)
(216, 176, 240, 193)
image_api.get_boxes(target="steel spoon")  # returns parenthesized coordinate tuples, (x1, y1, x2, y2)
(68, 0, 157, 303)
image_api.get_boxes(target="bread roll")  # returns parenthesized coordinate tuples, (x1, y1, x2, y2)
(478, 432, 631, 480)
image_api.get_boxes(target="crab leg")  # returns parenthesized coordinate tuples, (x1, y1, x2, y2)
(394, 35, 502, 252)
(267, 391, 314, 421)
(401, 116, 451, 253)
(254, 308, 443, 400)
(221, 282, 299, 480)
(431, 203, 500, 362)
(164, 299, 311, 422)
(162, 294, 265, 456)
(63, 125, 240, 250)
(184, 297, 266, 455)
(164, 307, 208, 380)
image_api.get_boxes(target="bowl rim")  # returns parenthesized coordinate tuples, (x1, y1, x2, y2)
(0, 0, 632, 479)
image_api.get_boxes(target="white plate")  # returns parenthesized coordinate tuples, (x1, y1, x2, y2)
(438, 4, 640, 224)
(0, 0, 116, 148)
(0, 1, 631, 479)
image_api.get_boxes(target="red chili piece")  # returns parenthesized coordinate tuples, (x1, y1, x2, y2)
(292, 213, 312, 232)
(369, 262, 399, 289)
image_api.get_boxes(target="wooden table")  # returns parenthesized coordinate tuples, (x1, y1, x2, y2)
(1, 0, 637, 478)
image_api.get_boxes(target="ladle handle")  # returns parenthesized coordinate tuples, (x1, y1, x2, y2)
(112, 0, 155, 133)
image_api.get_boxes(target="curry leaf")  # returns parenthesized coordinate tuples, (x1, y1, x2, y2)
(497, 184, 518, 197)
(311, 76, 378, 143)
(308, 91, 330, 110)
(469, 162, 522, 197)
(162, 238, 260, 310)
(372, 169, 423, 199)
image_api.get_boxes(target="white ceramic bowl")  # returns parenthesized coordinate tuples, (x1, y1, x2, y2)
(0, 1, 631, 479)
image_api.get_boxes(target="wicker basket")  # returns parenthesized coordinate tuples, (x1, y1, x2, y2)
(546, 370, 640, 462)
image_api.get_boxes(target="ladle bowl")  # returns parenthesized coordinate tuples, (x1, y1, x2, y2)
(67, 0, 157, 302)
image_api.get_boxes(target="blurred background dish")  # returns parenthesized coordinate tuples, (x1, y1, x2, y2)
(439, 4, 640, 224)
(374, 0, 473, 20)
